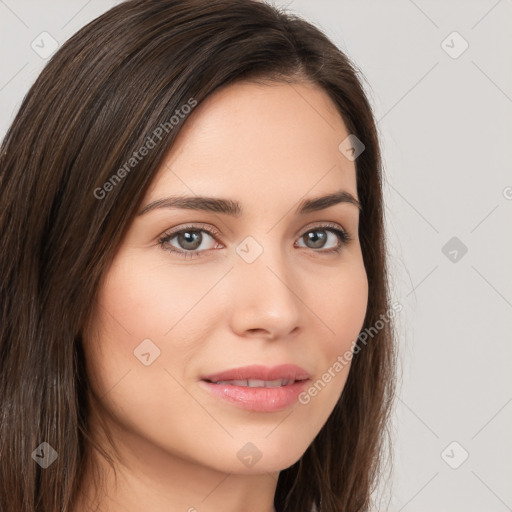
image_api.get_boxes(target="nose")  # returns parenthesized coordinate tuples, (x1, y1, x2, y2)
(228, 243, 302, 341)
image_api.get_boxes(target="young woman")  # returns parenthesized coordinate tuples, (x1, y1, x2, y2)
(0, 1, 396, 511)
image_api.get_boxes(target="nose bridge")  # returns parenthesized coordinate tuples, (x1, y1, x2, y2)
(229, 234, 302, 338)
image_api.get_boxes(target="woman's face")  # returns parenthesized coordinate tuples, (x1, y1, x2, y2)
(83, 81, 368, 475)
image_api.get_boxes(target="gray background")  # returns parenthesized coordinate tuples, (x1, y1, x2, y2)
(1, 1, 511, 510)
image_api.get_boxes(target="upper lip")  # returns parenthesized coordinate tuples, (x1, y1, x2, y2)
(201, 364, 311, 383)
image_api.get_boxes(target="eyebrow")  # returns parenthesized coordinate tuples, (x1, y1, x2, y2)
(137, 189, 362, 217)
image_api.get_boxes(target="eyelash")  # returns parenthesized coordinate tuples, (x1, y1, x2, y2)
(157, 222, 352, 260)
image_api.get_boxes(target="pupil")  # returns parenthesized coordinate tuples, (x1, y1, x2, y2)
(179, 231, 201, 250)
(306, 230, 326, 249)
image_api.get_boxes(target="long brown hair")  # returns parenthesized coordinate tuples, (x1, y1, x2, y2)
(0, 1, 396, 510)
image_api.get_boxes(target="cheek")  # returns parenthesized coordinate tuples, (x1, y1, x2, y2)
(314, 257, 368, 354)
(96, 253, 179, 338)
(81, 253, 220, 454)
(82, 251, 227, 399)
(306, 257, 368, 400)
(91, 250, 222, 346)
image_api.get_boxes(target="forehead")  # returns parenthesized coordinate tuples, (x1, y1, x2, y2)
(146, 81, 357, 204)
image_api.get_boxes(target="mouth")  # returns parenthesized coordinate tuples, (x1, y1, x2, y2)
(199, 364, 311, 412)
(200, 363, 311, 384)
(202, 378, 303, 388)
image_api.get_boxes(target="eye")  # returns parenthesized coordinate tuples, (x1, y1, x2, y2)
(158, 222, 352, 259)
(295, 223, 352, 254)
(158, 223, 221, 259)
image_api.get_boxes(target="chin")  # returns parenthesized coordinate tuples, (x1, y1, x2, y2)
(226, 441, 309, 475)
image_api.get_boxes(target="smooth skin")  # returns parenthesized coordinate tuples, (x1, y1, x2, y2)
(76, 81, 369, 512)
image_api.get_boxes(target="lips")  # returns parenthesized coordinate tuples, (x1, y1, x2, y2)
(199, 364, 312, 412)
(201, 364, 311, 384)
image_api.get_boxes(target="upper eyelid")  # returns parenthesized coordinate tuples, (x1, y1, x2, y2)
(160, 223, 221, 240)
(158, 223, 351, 254)
(160, 221, 349, 240)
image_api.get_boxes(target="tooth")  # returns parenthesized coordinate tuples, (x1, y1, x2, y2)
(247, 379, 266, 388)
(214, 380, 248, 386)
(264, 379, 284, 388)
(214, 380, 246, 385)
(213, 379, 294, 387)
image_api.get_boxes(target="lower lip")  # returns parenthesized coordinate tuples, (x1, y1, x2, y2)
(199, 379, 310, 412)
